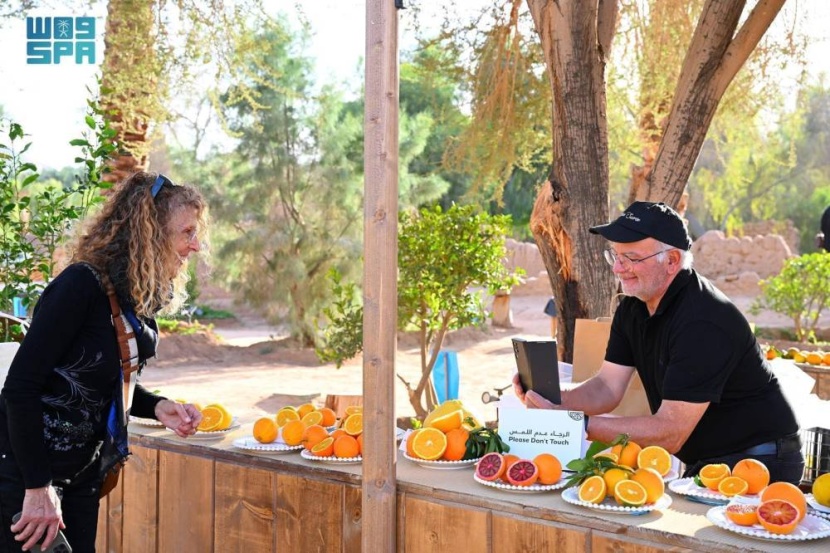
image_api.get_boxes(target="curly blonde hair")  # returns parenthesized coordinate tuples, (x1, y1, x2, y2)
(66, 171, 208, 317)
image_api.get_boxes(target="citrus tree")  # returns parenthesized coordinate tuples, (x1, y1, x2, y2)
(752, 253, 830, 342)
(317, 204, 523, 418)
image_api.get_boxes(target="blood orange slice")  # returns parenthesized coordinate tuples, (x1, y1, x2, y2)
(725, 503, 759, 526)
(757, 499, 799, 535)
(475, 452, 506, 482)
(506, 460, 539, 486)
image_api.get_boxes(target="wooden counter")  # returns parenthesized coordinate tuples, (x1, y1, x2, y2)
(95, 423, 830, 552)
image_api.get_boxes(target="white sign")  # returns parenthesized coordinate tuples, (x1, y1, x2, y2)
(498, 407, 585, 464)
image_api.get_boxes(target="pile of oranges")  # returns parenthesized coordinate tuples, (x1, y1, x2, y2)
(252, 404, 364, 459)
(700, 458, 808, 535)
(578, 441, 672, 507)
(405, 402, 477, 461)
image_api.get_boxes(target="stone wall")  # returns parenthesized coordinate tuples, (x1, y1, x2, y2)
(506, 231, 794, 298)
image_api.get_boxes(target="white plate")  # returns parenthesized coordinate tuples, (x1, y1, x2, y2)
(129, 417, 165, 427)
(473, 473, 568, 493)
(668, 477, 759, 505)
(300, 449, 362, 464)
(662, 469, 679, 483)
(232, 437, 303, 453)
(402, 452, 481, 470)
(707, 506, 830, 541)
(561, 486, 673, 514)
(807, 494, 830, 519)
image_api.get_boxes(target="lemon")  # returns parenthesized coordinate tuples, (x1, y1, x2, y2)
(813, 473, 830, 507)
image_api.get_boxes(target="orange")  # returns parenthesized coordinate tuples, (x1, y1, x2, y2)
(602, 468, 629, 494)
(411, 427, 447, 460)
(637, 446, 672, 476)
(725, 504, 759, 526)
(425, 410, 463, 433)
(344, 405, 363, 416)
(630, 467, 664, 504)
(253, 417, 278, 444)
(357, 433, 363, 455)
(275, 407, 300, 427)
(500, 454, 520, 482)
(698, 463, 730, 491)
(281, 420, 305, 446)
(405, 429, 421, 457)
(333, 435, 360, 458)
(807, 352, 822, 365)
(331, 428, 349, 441)
(611, 441, 642, 469)
(318, 407, 337, 427)
(301, 424, 330, 451)
(197, 406, 224, 432)
(296, 403, 316, 419)
(760, 481, 807, 522)
(342, 413, 363, 436)
(757, 499, 799, 534)
(533, 453, 562, 485)
(505, 460, 539, 486)
(442, 428, 469, 461)
(613, 479, 648, 507)
(300, 411, 324, 427)
(203, 403, 232, 430)
(311, 436, 335, 457)
(822, 352, 830, 366)
(731, 458, 770, 495)
(578, 475, 607, 504)
(717, 476, 749, 497)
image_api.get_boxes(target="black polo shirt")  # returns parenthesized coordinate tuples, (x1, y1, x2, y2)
(605, 268, 798, 464)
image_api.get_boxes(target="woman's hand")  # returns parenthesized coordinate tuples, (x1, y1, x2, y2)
(11, 485, 64, 551)
(511, 372, 559, 410)
(154, 399, 202, 437)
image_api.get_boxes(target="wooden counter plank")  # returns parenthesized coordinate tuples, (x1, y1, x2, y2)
(592, 530, 696, 552)
(343, 485, 363, 553)
(214, 461, 276, 552)
(276, 472, 343, 550)
(158, 451, 214, 551)
(492, 514, 589, 552)
(402, 496, 488, 552)
(96, 493, 108, 552)
(123, 446, 159, 553)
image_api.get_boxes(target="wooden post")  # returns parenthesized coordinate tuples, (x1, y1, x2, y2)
(363, 0, 399, 550)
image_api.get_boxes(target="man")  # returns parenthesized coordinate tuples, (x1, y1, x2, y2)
(514, 201, 804, 484)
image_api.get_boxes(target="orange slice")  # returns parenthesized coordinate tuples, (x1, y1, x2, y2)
(637, 446, 672, 476)
(342, 413, 363, 436)
(202, 403, 232, 430)
(614, 479, 648, 507)
(578, 475, 607, 504)
(197, 406, 224, 432)
(725, 504, 759, 526)
(344, 405, 363, 416)
(698, 463, 730, 491)
(311, 436, 335, 457)
(411, 427, 447, 460)
(276, 407, 300, 427)
(757, 499, 799, 534)
(301, 411, 324, 427)
(718, 476, 749, 497)
(425, 409, 463, 433)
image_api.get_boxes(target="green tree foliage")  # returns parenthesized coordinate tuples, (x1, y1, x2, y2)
(752, 253, 830, 342)
(317, 204, 523, 418)
(204, 20, 364, 347)
(0, 99, 117, 339)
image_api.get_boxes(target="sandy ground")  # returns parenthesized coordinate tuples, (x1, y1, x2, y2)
(137, 292, 827, 427)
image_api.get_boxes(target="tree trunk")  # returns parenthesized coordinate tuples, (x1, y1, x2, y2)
(643, 0, 786, 206)
(526, 0, 618, 362)
(100, 0, 156, 184)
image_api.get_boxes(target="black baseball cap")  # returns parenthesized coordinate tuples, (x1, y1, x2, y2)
(589, 201, 692, 251)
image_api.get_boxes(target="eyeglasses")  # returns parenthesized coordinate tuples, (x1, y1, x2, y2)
(604, 248, 669, 268)
(150, 174, 174, 198)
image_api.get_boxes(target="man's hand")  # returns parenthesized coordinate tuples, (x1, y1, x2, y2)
(155, 399, 202, 437)
(511, 372, 561, 409)
(11, 485, 64, 551)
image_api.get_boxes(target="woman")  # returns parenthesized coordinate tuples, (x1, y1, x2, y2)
(0, 172, 207, 551)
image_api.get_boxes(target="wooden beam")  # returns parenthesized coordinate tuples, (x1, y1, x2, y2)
(363, 0, 399, 550)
